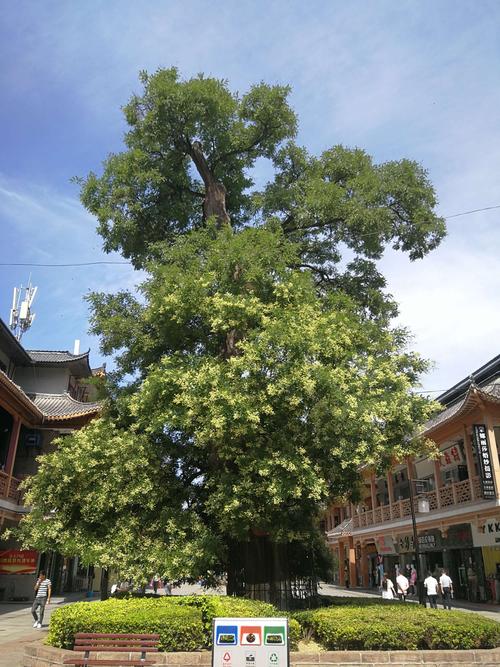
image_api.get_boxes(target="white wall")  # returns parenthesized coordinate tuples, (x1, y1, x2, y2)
(14, 367, 70, 394)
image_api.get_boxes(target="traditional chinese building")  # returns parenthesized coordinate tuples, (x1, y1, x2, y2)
(325, 353, 500, 602)
(0, 318, 100, 600)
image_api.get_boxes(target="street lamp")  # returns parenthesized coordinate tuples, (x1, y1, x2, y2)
(408, 478, 430, 606)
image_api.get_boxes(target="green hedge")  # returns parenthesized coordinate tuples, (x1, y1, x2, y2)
(47, 595, 299, 651)
(294, 605, 500, 650)
(195, 596, 300, 649)
(47, 598, 204, 651)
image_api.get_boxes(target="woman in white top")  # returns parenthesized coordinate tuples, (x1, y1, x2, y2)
(381, 574, 395, 599)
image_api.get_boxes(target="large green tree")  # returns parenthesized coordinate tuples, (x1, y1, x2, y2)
(17, 69, 443, 602)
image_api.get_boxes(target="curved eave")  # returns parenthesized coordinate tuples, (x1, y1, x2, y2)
(42, 407, 100, 422)
(26, 350, 92, 378)
(422, 384, 500, 437)
(0, 370, 43, 423)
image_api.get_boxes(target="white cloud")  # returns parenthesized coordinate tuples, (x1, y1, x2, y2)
(0, 175, 141, 364)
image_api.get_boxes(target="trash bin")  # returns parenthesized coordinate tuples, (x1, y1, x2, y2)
(86, 590, 94, 598)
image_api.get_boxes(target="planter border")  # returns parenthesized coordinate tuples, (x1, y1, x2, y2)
(23, 641, 500, 667)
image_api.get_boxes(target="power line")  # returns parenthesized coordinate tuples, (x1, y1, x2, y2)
(446, 204, 500, 219)
(0, 203, 499, 269)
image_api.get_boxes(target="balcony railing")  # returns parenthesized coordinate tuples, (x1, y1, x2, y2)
(352, 476, 484, 529)
(0, 471, 24, 504)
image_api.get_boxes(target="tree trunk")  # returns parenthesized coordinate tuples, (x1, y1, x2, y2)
(189, 141, 230, 227)
(100, 568, 109, 601)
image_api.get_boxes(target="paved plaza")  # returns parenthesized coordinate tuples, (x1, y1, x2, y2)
(1, 583, 499, 666)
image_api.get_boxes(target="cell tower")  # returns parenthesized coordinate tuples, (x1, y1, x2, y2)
(9, 280, 37, 341)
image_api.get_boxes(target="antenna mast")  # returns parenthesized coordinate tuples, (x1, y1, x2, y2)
(9, 279, 37, 341)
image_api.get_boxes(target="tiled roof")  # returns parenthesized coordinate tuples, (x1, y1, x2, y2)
(423, 378, 500, 435)
(27, 350, 90, 364)
(326, 517, 353, 538)
(29, 393, 100, 421)
(0, 370, 43, 420)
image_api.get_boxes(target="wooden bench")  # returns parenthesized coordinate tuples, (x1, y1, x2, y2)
(63, 633, 160, 666)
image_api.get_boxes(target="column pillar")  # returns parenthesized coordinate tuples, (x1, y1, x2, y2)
(370, 473, 377, 509)
(4, 416, 21, 497)
(406, 457, 417, 482)
(348, 536, 357, 588)
(360, 544, 370, 587)
(386, 469, 395, 518)
(483, 410, 500, 500)
(434, 459, 442, 508)
(5, 416, 21, 476)
(338, 542, 345, 586)
(462, 424, 476, 499)
(387, 470, 395, 504)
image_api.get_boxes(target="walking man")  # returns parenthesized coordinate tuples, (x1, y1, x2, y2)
(424, 570, 439, 609)
(439, 568, 453, 610)
(31, 570, 51, 628)
(396, 571, 409, 602)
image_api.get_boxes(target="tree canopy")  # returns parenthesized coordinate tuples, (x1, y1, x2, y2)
(16, 68, 444, 587)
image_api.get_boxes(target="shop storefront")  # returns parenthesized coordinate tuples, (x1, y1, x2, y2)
(395, 523, 487, 601)
(472, 518, 500, 602)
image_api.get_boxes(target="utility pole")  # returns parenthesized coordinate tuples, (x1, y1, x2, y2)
(408, 478, 429, 606)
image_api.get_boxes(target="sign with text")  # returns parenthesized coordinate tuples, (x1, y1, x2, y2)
(439, 444, 463, 469)
(472, 518, 500, 547)
(0, 550, 38, 574)
(213, 618, 288, 667)
(397, 532, 438, 553)
(473, 424, 496, 499)
(375, 535, 396, 555)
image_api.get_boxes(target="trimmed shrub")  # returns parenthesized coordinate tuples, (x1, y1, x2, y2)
(47, 595, 299, 652)
(197, 596, 300, 649)
(294, 604, 500, 651)
(47, 598, 204, 651)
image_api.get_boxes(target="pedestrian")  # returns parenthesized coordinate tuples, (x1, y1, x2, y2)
(409, 566, 417, 596)
(439, 568, 453, 610)
(31, 570, 51, 629)
(381, 574, 395, 600)
(152, 574, 161, 594)
(424, 570, 439, 609)
(396, 571, 409, 602)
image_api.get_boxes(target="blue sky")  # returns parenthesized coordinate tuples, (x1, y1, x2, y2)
(1, 0, 500, 393)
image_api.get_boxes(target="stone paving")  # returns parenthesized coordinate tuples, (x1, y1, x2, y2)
(2, 583, 500, 666)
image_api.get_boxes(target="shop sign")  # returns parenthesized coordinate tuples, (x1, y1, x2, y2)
(472, 425, 496, 499)
(439, 444, 463, 469)
(375, 535, 396, 555)
(397, 533, 437, 553)
(0, 549, 38, 575)
(472, 519, 500, 547)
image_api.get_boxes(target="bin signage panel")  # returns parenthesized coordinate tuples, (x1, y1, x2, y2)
(213, 618, 288, 667)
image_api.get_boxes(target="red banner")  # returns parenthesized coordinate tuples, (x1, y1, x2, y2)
(0, 550, 38, 574)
